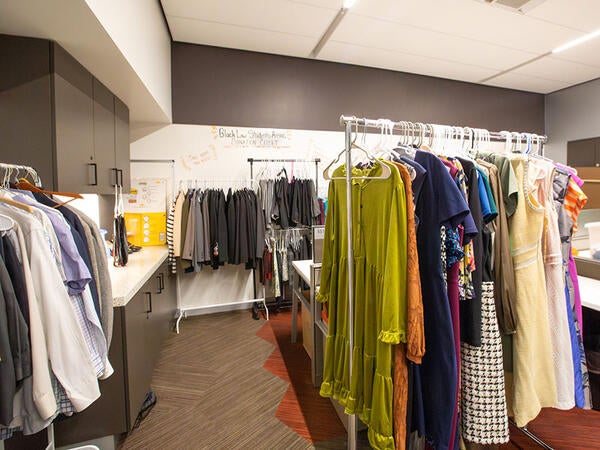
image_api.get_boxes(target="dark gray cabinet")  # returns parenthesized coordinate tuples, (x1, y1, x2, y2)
(0, 34, 130, 193)
(114, 96, 131, 192)
(93, 78, 118, 191)
(53, 261, 177, 447)
(567, 137, 600, 167)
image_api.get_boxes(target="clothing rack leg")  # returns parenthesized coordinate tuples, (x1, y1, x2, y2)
(344, 120, 357, 450)
(46, 423, 55, 450)
(509, 419, 554, 449)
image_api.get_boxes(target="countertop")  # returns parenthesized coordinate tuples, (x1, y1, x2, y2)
(292, 260, 314, 285)
(578, 276, 600, 312)
(108, 246, 169, 307)
(292, 259, 322, 285)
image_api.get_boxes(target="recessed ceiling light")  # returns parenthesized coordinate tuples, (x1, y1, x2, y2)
(553, 29, 600, 54)
(343, 0, 358, 9)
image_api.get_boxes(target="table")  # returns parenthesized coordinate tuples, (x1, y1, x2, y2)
(578, 276, 600, 312)
(291, 259, 323, 386)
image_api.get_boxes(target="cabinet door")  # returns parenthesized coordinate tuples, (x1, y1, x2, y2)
(53, 73, 95, 192)
(54, 309, 128, 446)
(93, 78, 117, 193)
(123, 277, 157, 429)
(53, 44, 96, 192)
(0, 35, 54, 189)
(114, 97, 130, 192)
(567, 138, 597, 167)
(153, 262, 177, 343)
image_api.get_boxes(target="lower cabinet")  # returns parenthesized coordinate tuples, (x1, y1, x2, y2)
(54, 261, 176, 447)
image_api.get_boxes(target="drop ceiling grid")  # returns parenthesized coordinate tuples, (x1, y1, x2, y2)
(512, 55, 600, 85)
(326, 13, 538, 72)
(161, 0, 338, 42)
(526, 0, 600, 33)
(168, 16, 319, 57)
(343, 0, 587, 54)
(161, 0, 600, 93)
(317, 40, 498, 82)
(483, 70, 567, 92)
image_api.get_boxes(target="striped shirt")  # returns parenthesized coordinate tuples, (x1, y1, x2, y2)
(167, 200, 177, 274)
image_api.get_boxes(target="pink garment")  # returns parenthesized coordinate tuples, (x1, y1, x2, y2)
(555, 162, 584, 187)
(446, 226, 463, 450)
(568, 252, 584, 335)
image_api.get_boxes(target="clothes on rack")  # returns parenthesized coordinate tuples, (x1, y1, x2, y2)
(258, 177, 321, 229)
(259, 229, 312, 306)
(169, 186, 264, 274)
(0, 176, 113, 440)
(318, 137, 592, 450)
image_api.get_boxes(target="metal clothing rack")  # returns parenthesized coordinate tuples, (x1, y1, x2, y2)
(173, 178, 268, 333)
(335, 115, 551, 450)
(0, 162, 54, 450)
(248, 157, 321, 316)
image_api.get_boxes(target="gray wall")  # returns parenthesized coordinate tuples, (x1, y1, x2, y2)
(546, 78, 600, 163)
(172, 42, 545, 133)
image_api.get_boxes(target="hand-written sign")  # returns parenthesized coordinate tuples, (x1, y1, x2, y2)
(211, 126, 292, 149)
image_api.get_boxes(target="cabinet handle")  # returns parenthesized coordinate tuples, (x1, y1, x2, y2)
(88, 163, 98, 186)
(112, 168, 119, 187)
(118, 169, 124, 187)
(156, 275, 163, 294)
(159, 273, 165, 291)
(145, 292, 153, 314)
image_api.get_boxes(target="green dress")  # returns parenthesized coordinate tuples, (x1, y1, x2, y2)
(317, 161, 408, 450)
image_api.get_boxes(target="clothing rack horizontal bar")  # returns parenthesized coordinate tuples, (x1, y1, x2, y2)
(339, 115, 548, 144)
(247, 158, 321, 163)
(269, 226, 312, 232)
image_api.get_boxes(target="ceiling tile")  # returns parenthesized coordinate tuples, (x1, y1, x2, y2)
(283, 0, 341, 9)
(347, 0, 585, 54)
(483, 71, 567, 93)
(527, 0, 600, 33)
(162, 0, 338, 38)
(319, 40, 498, 83)
(168, 16, 317, 57)
(331, 14, 535, 71)
(512, 55, 600, 85)
(551, 37, 600, 68)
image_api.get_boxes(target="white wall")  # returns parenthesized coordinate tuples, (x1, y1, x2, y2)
(85, 0, 172, 122)
(130, 124, 343, 311)
(546, 78, 600, 163)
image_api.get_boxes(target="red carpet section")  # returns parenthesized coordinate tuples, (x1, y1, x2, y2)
(257, 310, 346, 444)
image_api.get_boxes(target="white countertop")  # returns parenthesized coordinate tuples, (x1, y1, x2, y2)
(292, 260, 316, 285)
(578, 276, 600, 312)
(108, 246, 169, 307)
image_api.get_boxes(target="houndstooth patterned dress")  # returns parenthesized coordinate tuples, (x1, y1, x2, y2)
(460, 281, 509, 444)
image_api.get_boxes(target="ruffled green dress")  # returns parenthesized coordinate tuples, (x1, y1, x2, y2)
(317, 162, 408, 450)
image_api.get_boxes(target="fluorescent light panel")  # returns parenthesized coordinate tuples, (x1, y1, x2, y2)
(343, 0, 358, 9)
(553, 29, 600, 53)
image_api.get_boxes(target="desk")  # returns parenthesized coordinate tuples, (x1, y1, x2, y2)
(291, 260, 322, 386)
(578, 276, 600, 312)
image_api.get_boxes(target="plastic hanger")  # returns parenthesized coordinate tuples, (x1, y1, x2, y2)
(323, 123, 391, 181)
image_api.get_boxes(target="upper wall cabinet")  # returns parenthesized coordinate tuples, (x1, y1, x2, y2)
(567, 138, 600, 168)
(0, 34, 130, 194)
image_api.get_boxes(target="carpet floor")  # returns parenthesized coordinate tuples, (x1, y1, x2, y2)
(117, 308, 600, 450)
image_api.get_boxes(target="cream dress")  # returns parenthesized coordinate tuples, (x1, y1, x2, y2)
(506, 156, 557, 427)
(531, 158, 575, 410)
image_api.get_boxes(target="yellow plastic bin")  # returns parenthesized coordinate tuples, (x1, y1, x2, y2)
(124, 212, 167, 246)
